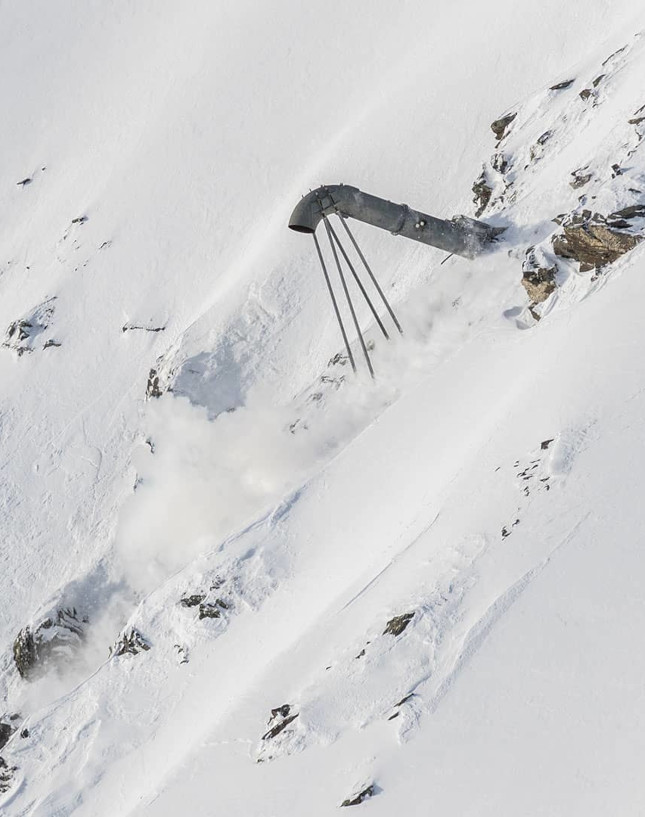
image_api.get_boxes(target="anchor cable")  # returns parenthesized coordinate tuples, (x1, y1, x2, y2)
(325, 218, 390, 340)
(335, 213, 403, 335)
(323, 215, 374, 379)
(312, 231, 356, 373)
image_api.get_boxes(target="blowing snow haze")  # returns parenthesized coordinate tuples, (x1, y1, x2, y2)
(2, 2, 645, 814)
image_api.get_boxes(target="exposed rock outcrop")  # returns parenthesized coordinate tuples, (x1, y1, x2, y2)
(0, 756, 17, 794)
(491, 112, 517, 143)
(472, 170, 493, 217)
(0, 722, 14, 750)
(552, 208, 643, 272)
(3, 298, 58, 356)
(198, 600, 228, 620)
(550, 79, 575, 91)
(261, 705, 299, 741)
(570, 167, 593, 189)
(112, 628, 151, 657)
(341, 784, 376, 807)
(383, 612, 415, 636)
(13, 608, 88, 680)
(521, 247, 558, 304)
(146, 368, 163, 399)
(179, 591, 229, 620)
(179, 594, 205, 608)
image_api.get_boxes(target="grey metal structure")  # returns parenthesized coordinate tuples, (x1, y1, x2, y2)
(289, 184, 501, 377)
(289, 184, 500, 258)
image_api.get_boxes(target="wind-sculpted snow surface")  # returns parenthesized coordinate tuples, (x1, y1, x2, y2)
(2, 1, 645, 815)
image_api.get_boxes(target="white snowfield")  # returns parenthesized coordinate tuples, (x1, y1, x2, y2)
(1, 2, 645, 815)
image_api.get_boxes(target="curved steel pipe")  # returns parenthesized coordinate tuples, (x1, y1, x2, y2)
(289, 184, 501, 259)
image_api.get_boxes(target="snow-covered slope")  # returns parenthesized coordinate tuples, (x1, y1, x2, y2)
(1, 2, 645, 814)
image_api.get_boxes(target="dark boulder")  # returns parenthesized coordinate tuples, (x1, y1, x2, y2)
(491, 112, 517, 142)
(383, 612, 415, 636)
(550, 79, 575, 91)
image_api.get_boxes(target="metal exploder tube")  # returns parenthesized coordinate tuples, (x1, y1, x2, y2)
(290, 184, 501, 377)
(289, 184, 501, 259)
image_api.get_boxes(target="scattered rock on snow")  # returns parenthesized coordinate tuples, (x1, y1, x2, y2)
(179, 594, 205, 608)
(552, 209, 643, 272)
(146, 368, 163, 398)
(13, 608, 88, 680)
(261, 706, 299, 741)
(270, 704, 291, 720)
(550, 79, 575, 91)
(0, 756, 17, 794)
(602, 44, 628, 66)
(472, 170, 493, 217)
(174, 644, 189, 665)
(388, 692, 415, 719)
(606, 204, 645, 227)
(122, 323, 166, 333)
(628, 109, 645, 126)
(3, 298, 57, 356)
(529, 130, 553, 163)
(501, 519, 520, 539)
(383, 612, 415, 636)
(112, 628, 151, 657)
(0, 723, 14, 750)
(341, 784, 377, 807)
(198, 601, 225, 620)
(491, 152, 509, 174)
(328, 351, 350, 367)
(491, 111, 517, 143)
(521, 247, 558, 303)
(570, 167, 593, 189)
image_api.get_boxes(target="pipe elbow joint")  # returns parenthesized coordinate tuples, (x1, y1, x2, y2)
(288, 185, 358, 233)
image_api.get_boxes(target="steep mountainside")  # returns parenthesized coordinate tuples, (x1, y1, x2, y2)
(1, 2, 645, 815)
